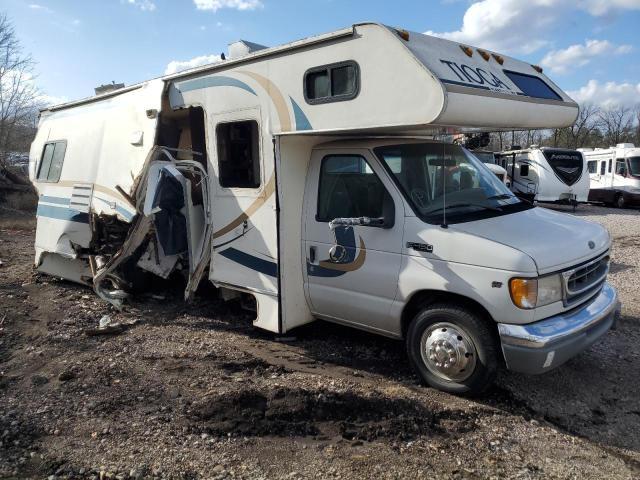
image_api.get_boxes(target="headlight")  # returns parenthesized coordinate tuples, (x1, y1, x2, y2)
(509, 274, 563, 309)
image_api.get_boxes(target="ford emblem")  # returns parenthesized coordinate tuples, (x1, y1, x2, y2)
(588, 241, 595, 249)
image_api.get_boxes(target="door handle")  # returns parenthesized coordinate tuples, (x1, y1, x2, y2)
(309, 246, 316, 263)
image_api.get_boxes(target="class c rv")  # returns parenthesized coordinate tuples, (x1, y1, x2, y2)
(469, 150, 510, 187)
(496, 146, 590, 206)
(30, 23, 618, 395)
(581, 143, 640, 208)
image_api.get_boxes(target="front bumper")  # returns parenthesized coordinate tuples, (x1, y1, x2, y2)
(497, 283, 619, 375)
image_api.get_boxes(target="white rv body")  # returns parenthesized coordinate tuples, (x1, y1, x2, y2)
(496, 147, 590, 204)
(581, 144, 640, 208)
(30, 24, 617, 394)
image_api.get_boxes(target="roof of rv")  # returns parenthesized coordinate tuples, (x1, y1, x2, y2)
(43, 21, 578, 133)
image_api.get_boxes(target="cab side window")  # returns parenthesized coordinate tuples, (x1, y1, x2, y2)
(37, 141, 67, 182)
(615, 159, 627, 176)
(317, 155, 387, 222)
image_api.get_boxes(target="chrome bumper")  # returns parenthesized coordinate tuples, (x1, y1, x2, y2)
(497, 283, 619, 374)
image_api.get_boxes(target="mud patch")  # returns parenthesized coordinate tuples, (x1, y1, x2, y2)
(188, 387, 477, 442)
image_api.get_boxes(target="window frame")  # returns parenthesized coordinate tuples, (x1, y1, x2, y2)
(600, 161, 606, 175)
(36, 140, 67, 183)
(502, 69, 562, 101)
(303, 60, 360, 105)
(315, 153, 391, 223)
(215, 119, 262, 191)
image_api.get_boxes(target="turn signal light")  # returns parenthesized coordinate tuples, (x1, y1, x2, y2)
(460, 45, 473, 57)
(477, 49, 490, 61)
(509, 278, 538, 309)
(492, 53, 504, 65)
(532, 64, 543, 73)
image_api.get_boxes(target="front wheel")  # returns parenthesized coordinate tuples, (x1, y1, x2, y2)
(406, 303, 498, 395)
(616, 194, 627, 209)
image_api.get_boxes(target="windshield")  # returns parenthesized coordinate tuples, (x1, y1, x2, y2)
(473, 152, 496, 164)
(628, 157, 640, 178)
(374, 143, 531, 225)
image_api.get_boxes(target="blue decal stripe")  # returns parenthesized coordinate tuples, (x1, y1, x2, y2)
(440, 79, 491, 90)
(93, 196, 136, 221)
(39, 195, 71, 206)
(176, 76, 257, 96)
(36, 204, 89, 224)
(219, 248, 277, 277)
(290, 97, 312, 131)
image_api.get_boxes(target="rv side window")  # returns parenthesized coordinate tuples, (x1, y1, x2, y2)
(587, 161, 597, 174)
(600, 161, 606, 175)
(304, 61, 359, 104)
(216, 120, 260, 188)
(316, 155, 387, 222)
(503, 70, 562, 101)
(520, 164, 529, 177)
(37, 141, 67, 182)
(616, 160, 627, 176)
(608, 159, 612, 173)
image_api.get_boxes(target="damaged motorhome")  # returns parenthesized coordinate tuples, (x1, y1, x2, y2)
(30, 23, 618, 394)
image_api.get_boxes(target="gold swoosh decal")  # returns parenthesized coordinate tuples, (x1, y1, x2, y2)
(319, 237, 367, 272)
(212, 172, 276, 239)
(236, 71, 292, 132)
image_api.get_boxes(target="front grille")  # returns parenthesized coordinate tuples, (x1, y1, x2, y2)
(562, 253, 609, 306)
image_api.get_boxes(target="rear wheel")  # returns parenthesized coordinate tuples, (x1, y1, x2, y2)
(406, 303, 498, 395)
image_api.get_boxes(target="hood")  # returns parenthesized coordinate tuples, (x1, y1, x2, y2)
(452, 207, 610, 274)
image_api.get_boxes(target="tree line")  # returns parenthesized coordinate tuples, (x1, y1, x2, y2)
(488, 103, 640, 152)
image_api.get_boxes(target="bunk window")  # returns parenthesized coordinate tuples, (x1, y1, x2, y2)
(37, 141, 67, 182)
(503, 70, 562, 101)
(304, 61, 359, 104)
(216, 120, 261, 188)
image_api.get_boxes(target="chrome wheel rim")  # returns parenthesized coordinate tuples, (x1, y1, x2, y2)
(420, 322, 477, 382)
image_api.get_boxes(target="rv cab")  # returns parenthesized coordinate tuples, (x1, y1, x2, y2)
(29, 23, 618, 395)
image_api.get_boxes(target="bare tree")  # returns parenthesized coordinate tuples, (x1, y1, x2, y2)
(0, 12, 40, 186)
(598, 105, 635, 147)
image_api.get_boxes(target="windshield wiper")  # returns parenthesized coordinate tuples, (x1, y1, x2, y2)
(486, 193, 515, 200)
(426, 203, 502, 215)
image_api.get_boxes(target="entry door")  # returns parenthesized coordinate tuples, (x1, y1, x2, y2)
(302, 149, 404, 334)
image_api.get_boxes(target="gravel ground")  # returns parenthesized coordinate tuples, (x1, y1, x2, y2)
(1, 204, 639, 479)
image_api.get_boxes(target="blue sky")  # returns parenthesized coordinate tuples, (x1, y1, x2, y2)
(4, 0, 640, 107)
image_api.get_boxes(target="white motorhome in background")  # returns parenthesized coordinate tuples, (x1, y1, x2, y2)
(30, 23, 617, 395)
(470, 150, 510, 187)
(496, 147, 589, 206)
(581, 144, 640, 208)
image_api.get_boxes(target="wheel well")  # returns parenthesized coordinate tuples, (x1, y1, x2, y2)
(400, 290, 497, 340)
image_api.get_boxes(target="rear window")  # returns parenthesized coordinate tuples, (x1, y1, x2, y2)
(503, 70, 562, 101)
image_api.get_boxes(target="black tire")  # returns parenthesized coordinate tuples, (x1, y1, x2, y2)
(406, 303, 498, 396)
(616, 194, 626, 209)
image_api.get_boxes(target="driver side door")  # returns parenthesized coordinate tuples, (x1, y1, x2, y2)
(302, 148, 405, 335)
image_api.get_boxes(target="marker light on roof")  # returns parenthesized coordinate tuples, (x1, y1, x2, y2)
(460, 45, 473, 57)
(477, 49, 490, 61)
(532, 64, 544, 73)
(396, 29, 410, 41)
(492, 54, 504, 65)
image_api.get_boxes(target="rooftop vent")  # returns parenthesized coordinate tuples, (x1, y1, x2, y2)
(95, 82, 125, 96)
(228, 40, 267, 59)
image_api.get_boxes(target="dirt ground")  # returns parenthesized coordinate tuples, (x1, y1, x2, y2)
(1, 204, 639, 479)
